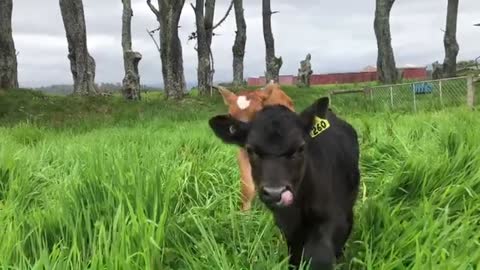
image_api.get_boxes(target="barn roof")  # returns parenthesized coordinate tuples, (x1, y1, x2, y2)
(361, 65, 377, 72)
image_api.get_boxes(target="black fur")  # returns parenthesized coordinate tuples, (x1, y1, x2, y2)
(209, 97, 360, 270)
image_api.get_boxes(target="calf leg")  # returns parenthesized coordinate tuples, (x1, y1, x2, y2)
(286, 239, 304, 269)
(333, 211, 354, 259)
(237, 148, 255, 211)
(302, 226, 336, 270)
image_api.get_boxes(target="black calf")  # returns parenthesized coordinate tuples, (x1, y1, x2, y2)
(209, 97, 360, 270)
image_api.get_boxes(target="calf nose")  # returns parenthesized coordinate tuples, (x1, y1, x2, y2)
(260, 186, 286, 203)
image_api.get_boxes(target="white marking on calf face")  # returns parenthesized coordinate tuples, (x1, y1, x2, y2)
(236, 95, 251, 110)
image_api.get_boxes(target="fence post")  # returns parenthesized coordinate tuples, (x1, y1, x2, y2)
(390, 86, 394, 108)
(439, 80, 443, 107)
(467, 75, 475, 109)
(412, 83, 417, 113)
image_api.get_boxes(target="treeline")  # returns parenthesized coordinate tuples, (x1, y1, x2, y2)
(0, 0, 466, 101)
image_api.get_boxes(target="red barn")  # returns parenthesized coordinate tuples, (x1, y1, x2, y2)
(246, 66, 428, 87)
(401, 67, 428, 80)
(247, 77, 264, 86)
(309, 72, 378, 85)
(248, 75, 297, 86)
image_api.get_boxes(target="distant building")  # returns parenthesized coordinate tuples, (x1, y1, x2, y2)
(361, 65, 377, 72)
(247, 66, 428, 87)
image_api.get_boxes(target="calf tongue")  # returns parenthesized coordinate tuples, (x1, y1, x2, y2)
(280, 190, 294, 206)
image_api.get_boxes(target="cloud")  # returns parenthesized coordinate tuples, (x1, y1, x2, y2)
(11, 0, 480, 87)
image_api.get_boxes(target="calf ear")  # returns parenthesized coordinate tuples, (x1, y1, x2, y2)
(217, 86, 236, 105)
(299, 96, 330, 132)
(208, 115, 250, 147)
(260, 80, 277, 97)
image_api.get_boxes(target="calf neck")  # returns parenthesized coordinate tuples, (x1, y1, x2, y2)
(209, 97, 360, 270)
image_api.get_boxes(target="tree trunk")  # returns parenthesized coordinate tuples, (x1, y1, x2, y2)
(374, 0, 398, 84)
(122, 0, 142, 100)
(232, 0, 246, 87)
(296, 53, 312, 88)
(262, 0, 282, 83)
(59, 0, 98, 95)
(192, 0, 233, 95)
(442, 0, 459, 78)
(147, 0, 186, 100)
(159, 3, 187, 100)
(194, 0, 215, 96)
(0, 0, 19, 89)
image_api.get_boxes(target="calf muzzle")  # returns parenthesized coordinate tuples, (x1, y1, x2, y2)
(260, 186, 294, 207)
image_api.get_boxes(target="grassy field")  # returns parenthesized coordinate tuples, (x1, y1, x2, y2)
(0, 87, 479, 269)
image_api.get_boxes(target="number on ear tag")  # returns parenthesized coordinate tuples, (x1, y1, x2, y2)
(310, 116, 330, 138)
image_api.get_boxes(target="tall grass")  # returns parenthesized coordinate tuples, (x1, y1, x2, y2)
(0, 88, 479, 269)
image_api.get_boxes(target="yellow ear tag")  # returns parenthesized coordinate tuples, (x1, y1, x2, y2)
(310, 116, 330, 138)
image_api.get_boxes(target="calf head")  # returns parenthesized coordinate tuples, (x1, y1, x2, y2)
(209, 97, 330, 209)
(217, 81, 293, 123)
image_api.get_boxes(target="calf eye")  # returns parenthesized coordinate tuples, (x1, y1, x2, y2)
(228, 125, 236, 135)
(286, 144, 305, 159)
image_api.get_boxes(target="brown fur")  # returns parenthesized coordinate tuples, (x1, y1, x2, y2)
(218, 81, 295, 211)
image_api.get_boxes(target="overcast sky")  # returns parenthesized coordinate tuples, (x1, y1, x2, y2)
(12, 0, 480, 88)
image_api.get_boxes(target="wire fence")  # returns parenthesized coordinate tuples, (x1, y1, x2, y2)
(329, 76, 478, 114)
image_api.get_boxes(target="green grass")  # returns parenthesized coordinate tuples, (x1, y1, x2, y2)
(0, 87, 479, 269)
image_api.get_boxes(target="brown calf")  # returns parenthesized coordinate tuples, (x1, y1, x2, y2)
(218, 81, 295, 211)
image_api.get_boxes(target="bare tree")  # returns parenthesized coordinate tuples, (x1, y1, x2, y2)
(0, 0, 19, 89)
(59, 0, 98, 95)
(147, 0, 186, 100)
(121, 0, 142, 100)
(262, 0, 282, 83)
(374, 0, 398, 84)
(442, 0, 460, 78)
(191, 0, 234, 96)
(232, 0, 246, 86)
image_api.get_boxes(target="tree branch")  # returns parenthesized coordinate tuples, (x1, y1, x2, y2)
(208, 43, 215, 96)
(149, 26, 161, 34)
(146, 28, 161, 52)
(212, 0, 234, 30)
(271, 11, 279, 15)
(146, 0, 160, 18)
(189, 3, 199, 41)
